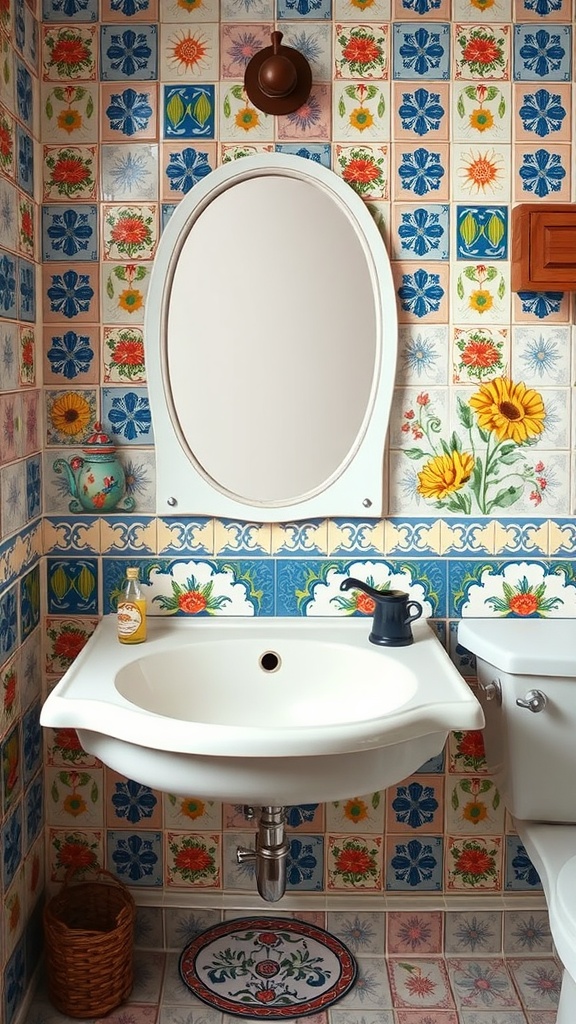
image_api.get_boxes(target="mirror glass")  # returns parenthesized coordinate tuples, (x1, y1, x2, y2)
(165, 173, 380, 506)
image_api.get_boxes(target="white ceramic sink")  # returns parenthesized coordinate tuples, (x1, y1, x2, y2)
(40, 616, 484, 804)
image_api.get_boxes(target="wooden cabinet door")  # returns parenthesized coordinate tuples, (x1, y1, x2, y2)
(512, 204, 576, 291)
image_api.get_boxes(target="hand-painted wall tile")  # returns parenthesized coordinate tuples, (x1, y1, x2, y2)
(107, 829, 163, 885)
(454, 25, 511, 81)
(328, 833, 383, 890)
(513, 25, 572, 81)
(42, 26, 97, 81)
(277, 0, 332, 17)
(450, 557, 576, 617)
(100, 26, 158, 81)
(275, 558, 444, 616)
(42, 145, 97, 201)
(43, 0, 99, 18)
(456, 205, 508, 260)
(446, 835, 502, 890)
(287, 835, 324, 890)
(393, 24, 450, 80)
(162, 142, 216, 197)
(393, 203, 449, 260)
(47, 556, 98, 613)
(101, 83, 157, 141)
(514, 82, 570, 141)
(163, 85, 215, 139)
(160, 23, 219, 82)
(386, 835, 443, 890)
(43, 265, 99, 323)
(504, 836, 542, 890)
(102, 556, 274, 615)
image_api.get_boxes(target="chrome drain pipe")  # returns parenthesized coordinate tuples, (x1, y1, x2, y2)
(237, 806, 289, 903)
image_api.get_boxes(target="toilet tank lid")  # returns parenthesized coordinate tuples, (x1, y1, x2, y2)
(458, 618, 576, 676)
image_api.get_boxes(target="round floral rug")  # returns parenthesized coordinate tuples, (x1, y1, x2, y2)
(179, 916, 357, 1018)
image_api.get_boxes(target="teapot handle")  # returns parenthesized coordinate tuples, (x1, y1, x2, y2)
(405, 601, 422, 624)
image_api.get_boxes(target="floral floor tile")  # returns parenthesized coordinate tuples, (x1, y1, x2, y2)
(336, 956, 393, 1010)
(447, 959, 522, 1010)
(444, 911, 503, 955)
(506, 959, 562, 1011)
(395, 1012, 459, 1024)
(388, 958, 455, 1009)
(387, 911, 443, 954)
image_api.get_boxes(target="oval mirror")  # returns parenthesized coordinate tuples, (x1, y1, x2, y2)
(145, 154, 397, 522)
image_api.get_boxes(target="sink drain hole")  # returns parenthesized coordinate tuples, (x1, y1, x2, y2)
(259, 650, 281, 673)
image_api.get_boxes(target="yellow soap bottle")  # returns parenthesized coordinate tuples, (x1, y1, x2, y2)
(117, 567, 147, 644)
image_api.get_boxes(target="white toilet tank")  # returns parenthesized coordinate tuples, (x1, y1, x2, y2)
(458, 619, 576, 824)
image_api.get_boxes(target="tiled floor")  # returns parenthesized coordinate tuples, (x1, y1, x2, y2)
(26, 949, 562, 1024)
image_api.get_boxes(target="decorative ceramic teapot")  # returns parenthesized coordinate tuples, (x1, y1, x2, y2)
(53, 422, 135, 513)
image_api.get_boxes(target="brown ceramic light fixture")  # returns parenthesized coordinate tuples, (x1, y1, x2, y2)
(244, 31, 312, 115)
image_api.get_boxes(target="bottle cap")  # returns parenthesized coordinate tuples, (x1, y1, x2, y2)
(126, 567, 139, 579)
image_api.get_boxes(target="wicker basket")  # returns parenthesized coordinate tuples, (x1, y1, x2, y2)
(43, 870, 135, 1018)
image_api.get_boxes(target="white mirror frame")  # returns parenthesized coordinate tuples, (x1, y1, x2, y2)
(145, 154, 398, 522)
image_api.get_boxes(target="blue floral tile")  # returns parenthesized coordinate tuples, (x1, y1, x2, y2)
(0, 251, 18, 320)
(393, 24, 450, 80)
(163, 85, 215, 140)
(396, 267, 446, 319)
(456, 206, 508, 260)
(277, 0, 331, 18)
(109, 778, 159, 825)
(393, 204, 449, 260)
(386, 836, 443, 890)
(100, 25, 158, 81)
(104, 86, 156, 138)
(513, 25, 571, 80)
(42, 206, 98, 262)
(107, 829, 163, 886)
(164, 145, 215, 196)
(14, 0, 25, 54)
(516, 146, 569, 199)
(516, 289, 565, 318)
(505, 836, 542, 890)
(16, 125, 34, 196)
(43, 0, 99, 19)
(102, 386, 153, 445)
(45, 328, 97, 382)
(24, 775, 43, 851)
(44, 268, 98, 321)
(1, 804, 22, 892)
(396, 85, 447, 136)
(518, 0, 571, 12)
(0, 588, 18, 660)
(26, 457, 42, 521)
(516, 86, 568, 138)
(22, 701, 42, 784)
(396, 146, 448, 202)
(17, 258, 36, 322)
(15, 60, 33, 130)
(47, 557, 98, 613)
(275, 143, 331, 167)
(286, 835, 324, 891)
(389, 779, 443, 831)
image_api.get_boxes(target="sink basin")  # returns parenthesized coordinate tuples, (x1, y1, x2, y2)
(40, 616, 483, 804)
